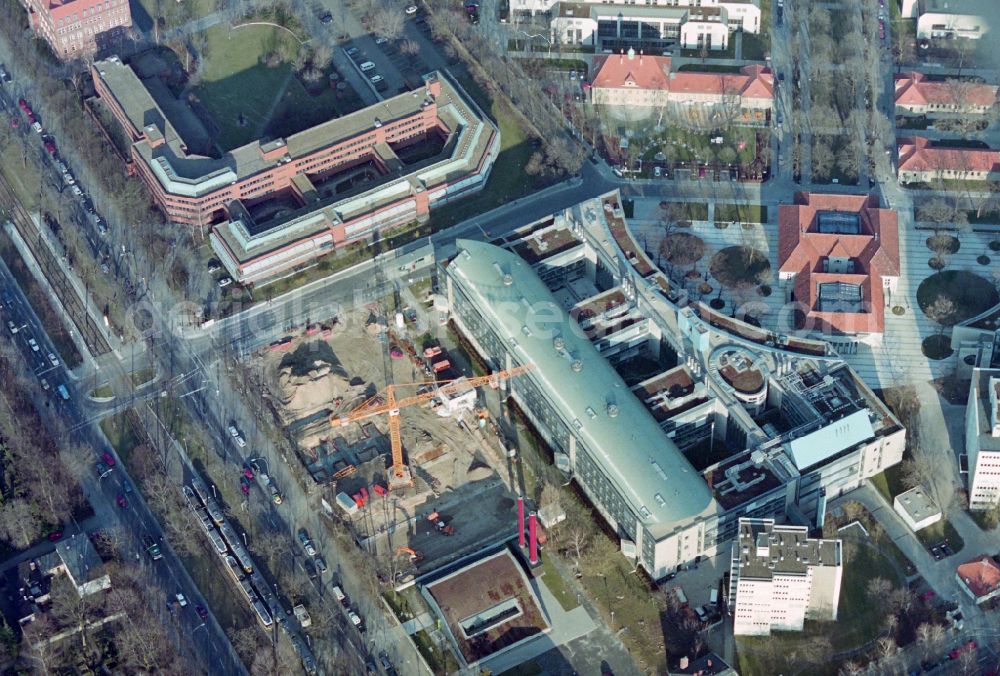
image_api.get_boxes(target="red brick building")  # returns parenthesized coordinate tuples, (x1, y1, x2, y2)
(21, 0, 131, 60)
(91, 57, 500, 284)
(778, 193, 899, 337)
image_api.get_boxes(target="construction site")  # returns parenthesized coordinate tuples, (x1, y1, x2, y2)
(253, 301, 524, 577)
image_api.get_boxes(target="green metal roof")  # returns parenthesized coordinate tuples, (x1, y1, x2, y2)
(449, 239, 715, 533)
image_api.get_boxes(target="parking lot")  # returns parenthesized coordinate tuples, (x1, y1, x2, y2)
(340, 12, 453, 101)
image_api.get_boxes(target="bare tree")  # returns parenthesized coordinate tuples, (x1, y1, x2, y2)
(0, 499, 41, 549)
(835, 145, 860, 181)
(916, 197, 959, 235)
(371, 6, 404, 41)
(866, 576, 893, 604)
(925, 295, 957, 333)
(811, 142, 835, 181)
(659, 233, 706, 279)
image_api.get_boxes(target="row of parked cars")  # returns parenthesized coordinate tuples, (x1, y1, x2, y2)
(345, 46, 390, 93)
(15, 95, 108, 237)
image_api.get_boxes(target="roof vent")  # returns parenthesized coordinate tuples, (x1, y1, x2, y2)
(607, 403, 619, 417)
(571, 360, 583, 372)
(554, 336, 566, 350)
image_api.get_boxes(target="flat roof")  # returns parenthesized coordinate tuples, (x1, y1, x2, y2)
(736, 519, 841, 580)
(448, 240, 715, 534)
(785, 409, 875, 470)
(894, 486, 940, 521)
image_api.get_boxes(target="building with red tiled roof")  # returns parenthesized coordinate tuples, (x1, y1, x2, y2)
(897, 136, 1000, 184)
(956, 556, 1000, 604)
(894, 71, 998, 117)
(591, 50, 773, 111)
(19, 0, 131, 60)
(778, 193, 899, 337)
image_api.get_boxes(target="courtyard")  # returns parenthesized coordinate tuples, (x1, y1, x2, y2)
(191, 24, 363, 151)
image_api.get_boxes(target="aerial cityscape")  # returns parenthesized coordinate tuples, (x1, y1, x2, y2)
(0, 0, 996, 673)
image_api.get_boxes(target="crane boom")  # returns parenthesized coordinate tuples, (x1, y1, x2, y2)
(332, 364, 533, 490)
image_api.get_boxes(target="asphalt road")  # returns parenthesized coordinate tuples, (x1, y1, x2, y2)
(0, 252, 245, 675)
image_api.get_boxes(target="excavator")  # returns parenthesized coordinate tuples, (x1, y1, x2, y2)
(395, 546, 424, 562)
(332, 364, 533, 490)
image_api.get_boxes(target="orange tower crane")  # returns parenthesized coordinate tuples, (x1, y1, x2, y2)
(331, 364, 533, 490)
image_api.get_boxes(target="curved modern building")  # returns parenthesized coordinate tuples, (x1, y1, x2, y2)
(447, 239, 717, 577)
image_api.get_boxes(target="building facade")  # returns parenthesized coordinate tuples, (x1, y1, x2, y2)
(730, 518, 842, 636)
(894, 72, 998, 117)
(902, 0, 993, 41)
(551, 3, 735, 52)
(590, 51, 773, 111)
(92, 58, 499, 284)
(966, 369, 1000, 510)
(518, 0, 761, 33)
(20, 0, 130, 60)
(897, 137, 1000, 184)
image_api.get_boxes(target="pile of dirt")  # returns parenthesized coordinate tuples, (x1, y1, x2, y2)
(270, 359, 367, 420)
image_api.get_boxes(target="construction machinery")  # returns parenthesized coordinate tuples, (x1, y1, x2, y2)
(395, 546, 424, 562)
(426, 512, 455, 536)
(331, 364, 533, 491)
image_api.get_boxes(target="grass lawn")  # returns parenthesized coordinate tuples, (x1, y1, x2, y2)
(715, 203, 767, 223)
(89, 384, 115, 399)
(0, 148, 38, 211)
(680, 40, 737, 59)
(677, 63, 745, 74)
(736, 541, 903, 676)
(134, 0, 213, 31)
(412, 629, 461, 675)
(194, 24, 307, 151)
(647, 126, 761, 167)
(130, 367, 156, 387)
(577, 538, 666, 673)
(540, 555, 581, 612)
(967, 509, 998, 532)
(425, 74, 537, 230)
(916, 270, 1000, 325)
(915, 519, 964, 553)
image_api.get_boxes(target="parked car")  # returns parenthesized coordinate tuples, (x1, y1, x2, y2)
(47, 352, 58, 367)
(31, 121, 42, 134)
(217, 276, 233, 288)
(375, 36, 388, 45)
(196, 605, 209, 619)
(298, 529, 317, 556)
(102, 451, 116, 467)
(7, 320, 17, 334)
(95, 461, 113, 479)
(43, 139, 56, 154)
(27, 337, 39, 351)
(349, 610, 365, 631)
(71, 185, 83, 196)
(320, 11, 333, 23)
(345, 46, 361, 59)
(40, 377, 50, 391)
(314, 556, 327, 573)
(116, 494, 128, 508)
(405, 4, 417, 14)
(370, 74, 384, 85)
(359, 61, 376, 72)
(175, 593, 188, 607)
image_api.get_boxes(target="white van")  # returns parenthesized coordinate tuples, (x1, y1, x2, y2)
(332, 586, 347, 605)
(359, 61, 376, 72)
(674, 587, 688, 607)
(709, 588, 719, 605)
